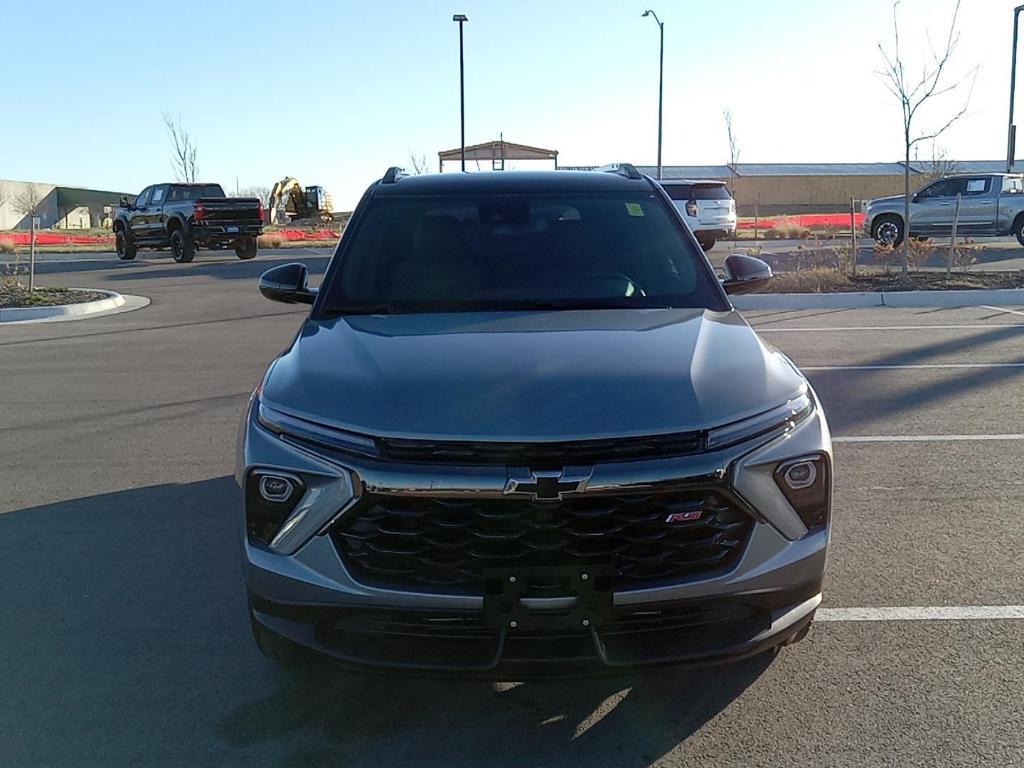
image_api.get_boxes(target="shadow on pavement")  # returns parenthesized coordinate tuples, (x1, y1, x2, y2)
(103, 255, 331, 282)
(811, 323, 1024, 434)
(0, 477, 771, 766)
(215, 653, 772, 767)
(1, 253, 331, 278)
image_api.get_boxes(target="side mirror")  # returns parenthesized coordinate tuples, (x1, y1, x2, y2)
(259, 263, 318, 305)
(119, 195, 130, 208)
(722, 253, 772, 295)
(911, 193, 919, 203)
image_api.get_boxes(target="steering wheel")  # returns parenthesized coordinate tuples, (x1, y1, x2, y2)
(570, 272, 645, 298)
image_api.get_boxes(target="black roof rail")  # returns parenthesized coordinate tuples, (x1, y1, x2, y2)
(381, 166, 407, 184)
(595, 163, 643, 180)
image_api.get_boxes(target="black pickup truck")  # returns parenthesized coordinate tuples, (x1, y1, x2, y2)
(114, 183, 264, 262)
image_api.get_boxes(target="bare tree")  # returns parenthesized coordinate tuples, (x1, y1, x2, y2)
(239, 186, 271, 207)
(11, 183, 44, 218)
(723, 108, 741, 195)
(877, 0, 978, 273)
(408, 152, 431, 175)
(162, 111, 199, 183)
(919, 142, 960, 183)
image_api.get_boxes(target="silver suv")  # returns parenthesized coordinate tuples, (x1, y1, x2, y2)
(237, 164, 832, 676)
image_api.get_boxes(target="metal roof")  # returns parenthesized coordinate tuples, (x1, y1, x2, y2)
(637, 165, 732, 179)
(438, 140, 558, 162)
(922, 160, 1023, 174)
(732, 163, 913, 176)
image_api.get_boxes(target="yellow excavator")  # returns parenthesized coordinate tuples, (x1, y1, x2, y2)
(267, 177, 334, 224)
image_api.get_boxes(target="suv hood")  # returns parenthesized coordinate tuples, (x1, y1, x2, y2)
(261, 309, 807, 442)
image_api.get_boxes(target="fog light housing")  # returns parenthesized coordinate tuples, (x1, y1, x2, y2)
(782, 460, 817, 490)
(774, 454, 830, 533)
(246, 470, 305, 546)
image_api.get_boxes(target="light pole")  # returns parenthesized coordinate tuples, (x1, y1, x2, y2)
(642, 9, 664, 180)
(453, 14, 468, 172)
(1008, 5, 1024, 172)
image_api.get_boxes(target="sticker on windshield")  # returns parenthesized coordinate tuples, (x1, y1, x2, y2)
(625, 202, 645, 217)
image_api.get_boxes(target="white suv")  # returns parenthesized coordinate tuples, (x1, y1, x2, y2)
(659, 180, 737, 251)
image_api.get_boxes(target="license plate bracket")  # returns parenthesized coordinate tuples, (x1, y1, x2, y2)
(482, 565, 613, 632)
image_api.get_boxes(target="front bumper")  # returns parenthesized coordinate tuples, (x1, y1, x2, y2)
(236, 389, 832, 674)
(250, 584, 821, 677)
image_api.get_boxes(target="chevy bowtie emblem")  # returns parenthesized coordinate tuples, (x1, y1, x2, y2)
(504, 467, 593, 502)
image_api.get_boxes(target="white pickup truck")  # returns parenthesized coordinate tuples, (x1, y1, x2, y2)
(864, 173, 1024, 247)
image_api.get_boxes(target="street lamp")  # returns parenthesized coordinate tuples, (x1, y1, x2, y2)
(453, 13, 468, 172)
(1008, 5, 1024, 172)
(641, 9, 664, 180)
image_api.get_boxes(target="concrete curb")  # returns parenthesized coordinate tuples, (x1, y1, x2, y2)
(0, 289, 125, 322)
(732, 288, 1024, 311)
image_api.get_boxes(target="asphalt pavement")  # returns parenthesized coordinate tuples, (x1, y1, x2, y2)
(2, 251, 1024, 767)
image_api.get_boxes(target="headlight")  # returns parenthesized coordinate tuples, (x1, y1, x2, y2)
(257, 400, 380, 458)
(706, 393, 813, 451)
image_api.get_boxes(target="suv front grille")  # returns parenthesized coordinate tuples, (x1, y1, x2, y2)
(378, 432, 704, 466)
(332, 490, 752, 593)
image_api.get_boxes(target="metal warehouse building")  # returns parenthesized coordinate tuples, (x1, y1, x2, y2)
(0, 179, 130, 230)
(563, 161, 1023, 216)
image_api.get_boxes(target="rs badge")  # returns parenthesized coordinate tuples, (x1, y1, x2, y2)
(665, 510, 703, 523)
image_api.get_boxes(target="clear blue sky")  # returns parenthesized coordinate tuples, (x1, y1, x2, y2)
(1, 0, 1018, 209)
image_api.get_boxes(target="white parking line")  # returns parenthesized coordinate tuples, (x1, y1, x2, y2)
(818, 606, 1024, 622)
(834, 434, 1024, 443)
(981, 305, 1024, 318)
(802, 362, 1024, 371)
(757, 324, 1024, 332)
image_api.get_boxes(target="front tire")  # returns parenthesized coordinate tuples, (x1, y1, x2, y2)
(115, 229, 136, 261)
(235, 237, 258, 260)
(1014, 216, 1024, 247)
(697, 236, 715, 252)
(871, 214, 904, 247)
(170, 229, 195, 263)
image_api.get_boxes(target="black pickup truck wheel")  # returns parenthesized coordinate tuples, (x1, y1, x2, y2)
(115, 230, 137, 261)
(235, 237, 258, 260)
(170, 230, 196, 263)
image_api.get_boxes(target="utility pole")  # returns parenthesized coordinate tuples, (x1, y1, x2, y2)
(642, 10, 664, 179)
(1009, 6, 1024, 172)
(453, 14, 469, 172)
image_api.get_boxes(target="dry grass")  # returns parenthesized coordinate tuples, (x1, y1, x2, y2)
(768, 268, 853, 293)
(258, 234, 286, 248)
(766, 217, 812, 240)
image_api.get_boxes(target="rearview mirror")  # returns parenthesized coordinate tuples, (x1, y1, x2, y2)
(722, 253, 772, 295)
(259, 263, 318, 305)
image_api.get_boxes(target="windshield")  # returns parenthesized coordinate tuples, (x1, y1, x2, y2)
(322, 192, 722, 314)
